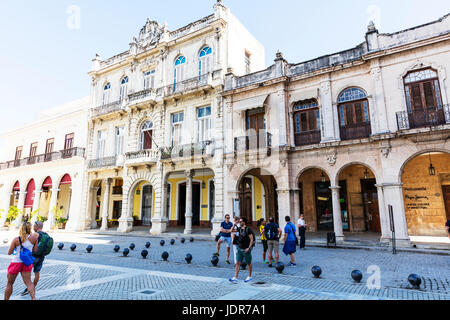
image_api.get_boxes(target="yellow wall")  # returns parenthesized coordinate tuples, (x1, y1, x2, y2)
(132, 181, 155, 219)
(254, 177, 264, 221)
(56, 184, 71, 218)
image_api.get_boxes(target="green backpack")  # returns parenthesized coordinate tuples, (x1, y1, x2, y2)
(35, 231, 54, 257)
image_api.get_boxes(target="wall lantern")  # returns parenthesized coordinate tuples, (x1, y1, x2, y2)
(364, 168, 370, 179)
(321, 171, 326, 183)
(428, 153, 436, 176)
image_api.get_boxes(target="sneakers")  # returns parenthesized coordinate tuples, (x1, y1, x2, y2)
(268, 264, 273, 268)
(229, 277, 238, 284)
(213, 253, 219, 257)
(263, 260, 269, 264)
(226, 260, 230, 265)
(20, 288, 29, 296)
(244, 277, 253, 283)
(272, 260, 276, 263)
(287, 262, 297, 267)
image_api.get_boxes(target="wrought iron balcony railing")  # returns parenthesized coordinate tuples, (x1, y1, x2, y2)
(397, 105, 450, 130)
(294, 130, 321, 146)
(128, 89, 156, 104)
(88, 156, 118, 169)
(161, 141, 214, 160)
(157, 73, 211, 97)
(339, 123, 371, 140)
(0, 148, 85, 170)
(234, 132, 272, 156)
(91, 100, 123, 118)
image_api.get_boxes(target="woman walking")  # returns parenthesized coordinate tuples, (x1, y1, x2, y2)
(4, 222, 37, 300)
(257, 218, 269, 264)
(282, 216, 297, 266)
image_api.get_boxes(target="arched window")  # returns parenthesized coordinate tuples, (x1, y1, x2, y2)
(119, 77, 129, 101)
(337, 88, 371, 140)
(199, 47, 212, 77)
(141, 121, 153, 150)
(403, 68, 444, 128)
(174, 56, 186, 85)
(102, 83, 111, 106)
(293, 99, 321, 146)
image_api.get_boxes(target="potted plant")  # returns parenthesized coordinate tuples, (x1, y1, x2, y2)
(37, 215, 48, 223)
(52, 207, 68, 229)
(6, 206, 21, 227)
(29, 209, 40, 224)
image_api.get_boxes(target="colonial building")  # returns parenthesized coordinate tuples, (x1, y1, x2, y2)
(222, 14, 450, 246)
(82, 1, 265, 235)
(0, 97, 90, 231)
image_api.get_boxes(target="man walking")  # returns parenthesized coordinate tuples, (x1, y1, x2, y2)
(297, 214, 308, 250)
(214, 214, 233, 264)
(264, 217, 282, 268)
(21, 221, 46, 296)
(229, 217, 255, 284)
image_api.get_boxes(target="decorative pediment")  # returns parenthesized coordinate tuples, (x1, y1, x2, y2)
(137, 19, 163, 49)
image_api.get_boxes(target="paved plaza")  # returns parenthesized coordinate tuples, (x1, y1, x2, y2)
(0, 232, 449, 300)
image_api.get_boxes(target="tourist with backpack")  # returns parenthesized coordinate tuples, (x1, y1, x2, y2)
(21, 221, 54, 297)
(4, 222, 37, 300)
(283, 216, 297, 266)
(229, 217, 255, 284)
(264, 216, 282, 268)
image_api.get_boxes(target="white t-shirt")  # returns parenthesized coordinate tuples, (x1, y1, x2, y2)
(298, 218, 306, 227)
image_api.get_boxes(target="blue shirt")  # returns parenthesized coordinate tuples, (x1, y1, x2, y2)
(284, 222, 296, 242)
(220, 221, 233, 237)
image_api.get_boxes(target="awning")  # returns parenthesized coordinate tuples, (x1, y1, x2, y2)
(42, 176, 53, 188)
(13, 181, 20, 191)
(289, 89, 318, 104)
(233, 95, 269, 112)
(25, 180, 36, 208)
(60, 174, 72, 185)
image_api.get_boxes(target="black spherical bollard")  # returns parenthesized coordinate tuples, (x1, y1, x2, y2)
(190, 237, 194, 243)
(185, 254, 193, 264)
(58, 243, 64, 250)
(211, 255, 219, 267)
(160, 240, 165, 247)
(141, 250, 148, 259)
(3, 239, 8, 244)
(170, 239, 175, 245)
(70, 244, 76, 252)
(123, 248, 130, 257)
(181, 238, 186, 244)
(351, 270, 363, 283)
(114, 245, 120, 253)
(241, 262, 247, 270)
(408, 274, 422, 289)
(162, 251, 169, 261)
(312, 266, 322, 278)
(275, 262, 285, 274)
(145, 242, 151, 249)
(86, 245, 93, 253)
(129, 243, 135, 250)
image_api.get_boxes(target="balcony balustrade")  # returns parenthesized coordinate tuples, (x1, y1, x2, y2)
(128, 89, 156, 104)
(124, 149, 159, 166)
(161, 141, 214, 160)
(88, 156, 118, 169)
(397, 105, 450, 130)
(234, 132, 272, 156)
(91, 100, 123, 118)
(157, 73, 211, 97)
(339, 123, 371, 140)
(294, 130, 321, 147)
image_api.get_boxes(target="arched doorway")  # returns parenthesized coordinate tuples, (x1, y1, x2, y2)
(40, 176, 53, 219)
(57, 174, 72, 223)
(297, 168, 333, 232)
(128, 180, 154, 227)
(24, 179, 36, 218)
(10, 181, 20, 208)
(401, 151, 450, 236)
(237, 168, 278, 227)
(337, 164, 380, 233)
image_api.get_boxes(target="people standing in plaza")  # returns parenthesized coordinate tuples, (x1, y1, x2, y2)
(231, 216, 240, 265)
(229, 217, 255, 283)
(283, 216, 297, 266)
(264, 216, 282, 268)
(21, 221, 49, 296)
(4, 222, 37, 300)
(297, 214, 308, 250)
(214, 214, 233, 264)
(257, 218, 269, 264)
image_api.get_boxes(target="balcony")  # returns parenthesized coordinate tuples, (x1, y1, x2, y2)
(91, 100, 124, 118)
(157, 73, 212, 98)
(234, 132, 272, 156)
(88, 156, 118, 169)
(161, 141, 214, 160)
(339, 123, 371, 141)
(125, 149, 159, 167)
(397, 105, 450, 130)
(112, 186, 123, 195)
(0, 148, 85, 171)
(295, 130, 321, 146)
(128, 89, 156, 106)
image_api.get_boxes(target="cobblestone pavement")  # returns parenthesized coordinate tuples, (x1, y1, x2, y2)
(0, 232, 449, 300)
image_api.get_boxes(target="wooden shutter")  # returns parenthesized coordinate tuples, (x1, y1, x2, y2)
(345, 104, 354, 125)
(410, 84, 423, 111)
(422, 81, 436, 108)
(144, 131, 152, 149)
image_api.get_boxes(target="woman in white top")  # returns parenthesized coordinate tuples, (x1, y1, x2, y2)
(4, 222, 37, 300)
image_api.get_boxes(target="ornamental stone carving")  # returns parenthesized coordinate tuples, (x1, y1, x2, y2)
(320, 81, 330, 95)
(138, 19, 163, 49)
(371, 67, 382, 82)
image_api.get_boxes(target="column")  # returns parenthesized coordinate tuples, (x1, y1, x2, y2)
(184, 170, 193, 235)
(292, 189, 301, 228)
(330, 186, 344, 242)
(276, 189, 291, 236)
(44, 188, 59, 231)
(150, 181, 168, 235)
(31, 189, 42, 223)
(13, 191, 27, 228)
(375, 184, 391, 242)
(86, 187, 99, 229)
(381, 183, 410, 247)
(118, 183, 133, 233)
(100, 179, 112, 231)
(0, 192, 11, 227)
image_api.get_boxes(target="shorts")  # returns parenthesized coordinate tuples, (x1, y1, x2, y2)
(236, 247, 252, 265)
(267, 240, 279, 254)
(7, 262, 33, 275)
(262, 240, 268, 253)
(33, 256, 45, 273)
(219, 236, 232, 247)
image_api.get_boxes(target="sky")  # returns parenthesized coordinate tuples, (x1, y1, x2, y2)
(0, 0, 449, 135)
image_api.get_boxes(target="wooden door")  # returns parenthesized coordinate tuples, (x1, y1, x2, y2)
(239, 178, 253, 225)
(247, 112, 265, 149)
(361, 179, 381, 233)
(141, 185, 153, 226)
(442, 186, 450, 221)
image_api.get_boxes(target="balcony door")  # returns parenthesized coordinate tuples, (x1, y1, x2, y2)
(45, 139, 54, 161)
(294, 100, 321, 146)
(246, 108, 266, 149)
(338, 88, 371, 140)
(141, 121, 153, 150)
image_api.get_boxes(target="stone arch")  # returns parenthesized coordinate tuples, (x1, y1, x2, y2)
(295, 166, 332, 186)
(234, 166, 279, 192)
(335, 161, 380, 187)
(333, 85, 369, 104)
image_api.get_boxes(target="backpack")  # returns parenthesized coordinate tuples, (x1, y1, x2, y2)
(238, 227, 256, 249)
(19, 237, 35, 267)
(34, 231, 54, 257)
(265, 223, 279, 241)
